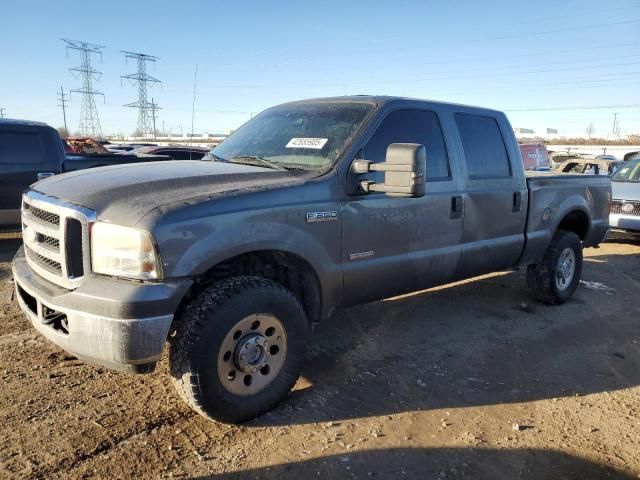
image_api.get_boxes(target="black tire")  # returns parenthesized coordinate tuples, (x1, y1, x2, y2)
(527, 230, 583, 305)
(169, 276, 308, 423)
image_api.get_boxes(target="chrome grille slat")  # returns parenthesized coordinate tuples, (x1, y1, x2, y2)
(21, 192, 95, 290)
(25, 205, 60, 225)
(25, 247, 62, 274)
(24, 241, 62, 262)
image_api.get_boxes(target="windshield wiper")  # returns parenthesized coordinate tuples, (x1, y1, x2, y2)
(229, 155, 288, 171)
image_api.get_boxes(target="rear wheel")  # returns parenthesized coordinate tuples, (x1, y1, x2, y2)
(527, 230, 583, 305)
(169, 276, 308, 423)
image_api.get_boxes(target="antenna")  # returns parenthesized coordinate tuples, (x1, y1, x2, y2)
(121, 51, 160, 138)
(62, 38, 105, 138)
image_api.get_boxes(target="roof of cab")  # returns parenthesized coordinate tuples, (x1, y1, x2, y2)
(0, 118, 52, 127)
(274, 95, 504, 115)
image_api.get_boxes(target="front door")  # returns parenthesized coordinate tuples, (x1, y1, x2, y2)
(342, 108, 464, 305)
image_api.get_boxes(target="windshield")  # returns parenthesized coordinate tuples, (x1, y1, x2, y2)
(211, 101, 374, 170)
(611, 158, 640, 183)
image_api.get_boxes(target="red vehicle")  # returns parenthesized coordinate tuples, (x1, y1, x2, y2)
(519, 143, 550, 171)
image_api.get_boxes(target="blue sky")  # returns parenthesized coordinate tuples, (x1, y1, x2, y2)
(1, 0, 639, 137)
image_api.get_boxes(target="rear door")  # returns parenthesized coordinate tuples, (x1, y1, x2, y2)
(453, 112, 527, 278)
(342, 108, 464, 305)
(0, 125, 54, 227)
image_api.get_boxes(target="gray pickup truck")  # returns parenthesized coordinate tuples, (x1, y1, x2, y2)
(12, 96, 611, 423)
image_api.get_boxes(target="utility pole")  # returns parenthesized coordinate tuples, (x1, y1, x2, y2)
(121, 51, 160, 138)
(612, 113, 619, 137)
(0, 108, 6, 118)
(57, 86, 69, 133)
(62, 38, 105, 138)
(151, 97, 157, 140)
(190, 64, 198, 148)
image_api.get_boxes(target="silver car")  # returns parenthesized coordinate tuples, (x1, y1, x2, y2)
(610, 157, 640, 235)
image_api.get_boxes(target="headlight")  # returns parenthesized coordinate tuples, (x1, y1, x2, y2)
(91, 222, 161, 280)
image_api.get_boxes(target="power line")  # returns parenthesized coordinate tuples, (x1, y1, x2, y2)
(202, 60, 640, 90)
(56, 86, 69, 133)
(121, 51, 161, 138)
(504, 104, 640, 112)
(62, 38, 105, 138)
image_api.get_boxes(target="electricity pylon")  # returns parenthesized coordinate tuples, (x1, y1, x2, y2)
(62, 38, 104, 138)
(121, 51, 160, 137)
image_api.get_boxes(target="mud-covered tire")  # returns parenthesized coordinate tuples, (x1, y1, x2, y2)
(527, 230, 583, 305)
(169, 276, 308, 423)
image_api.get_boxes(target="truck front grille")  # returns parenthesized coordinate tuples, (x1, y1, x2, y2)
(611, 199, 640, 217)
(26, 249, 63, 274)
(28, 205, 61, 226)
(22, 192, 95, 289)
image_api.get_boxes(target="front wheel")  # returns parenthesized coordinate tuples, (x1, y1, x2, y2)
(527, 230, 583, 305)
(169, 276, 308, 423)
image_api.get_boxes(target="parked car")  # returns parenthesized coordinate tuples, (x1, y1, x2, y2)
(12, 96, 610, 423)
(556, 157, 622, 175)
(518, 143, 550, 171)
(609, 157, 640, 236)
(0, 120, 168, 229)
(596, 154, 618, 162)
(623, 151, 639, 162)
(106, 143, 158, 153)
(106, 144, 137, 153)
(130, 145, 210, 160)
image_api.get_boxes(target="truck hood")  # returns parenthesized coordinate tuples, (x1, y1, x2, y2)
(611, 181, 640, 201)
(33, 160, 300, 224)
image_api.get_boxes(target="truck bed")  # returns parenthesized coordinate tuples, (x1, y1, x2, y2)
(518, 171, 611, 265)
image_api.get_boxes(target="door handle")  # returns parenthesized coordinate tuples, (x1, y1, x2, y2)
(450, 195, 464, 219)
(37, 172, 55, 180)
(512, 192, 522, 212)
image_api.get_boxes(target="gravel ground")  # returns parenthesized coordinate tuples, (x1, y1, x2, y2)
(0, 234, 639, 479)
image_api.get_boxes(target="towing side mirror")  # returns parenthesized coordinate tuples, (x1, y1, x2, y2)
(352, 143, 426, 198)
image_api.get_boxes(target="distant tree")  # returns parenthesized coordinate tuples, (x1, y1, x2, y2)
(57, 126, 69, 138)
(132, 129, 142, 137)
(586, 123, 595, 139)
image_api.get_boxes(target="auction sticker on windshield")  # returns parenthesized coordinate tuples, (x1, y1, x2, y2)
(286, 138, 328, 149)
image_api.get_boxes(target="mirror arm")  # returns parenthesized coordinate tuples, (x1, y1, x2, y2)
(352, 160, 414, 173)
(359, 173, 424, 194)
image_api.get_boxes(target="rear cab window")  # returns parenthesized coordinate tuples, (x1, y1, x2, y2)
(0, 129, 46, 165)
(455, 113, 511, 179)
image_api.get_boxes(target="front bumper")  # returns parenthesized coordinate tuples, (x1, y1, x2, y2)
(609, 213, 640, 234)
(12, 246, 192, 373)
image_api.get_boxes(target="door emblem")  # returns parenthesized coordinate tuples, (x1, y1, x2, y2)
(349, 250, 375, 260)
(306, 211, 338, 223)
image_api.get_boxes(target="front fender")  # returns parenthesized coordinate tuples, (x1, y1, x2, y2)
(153, 205, 343, 316)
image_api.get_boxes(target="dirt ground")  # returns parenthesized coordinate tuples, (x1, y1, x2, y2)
(0, 233, 639, 479)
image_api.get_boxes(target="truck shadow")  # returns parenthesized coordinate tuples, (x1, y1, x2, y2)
(195, 447, 633, 479)
(254, 249, 640, 427)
